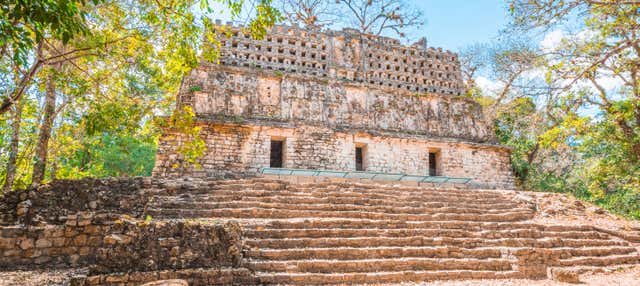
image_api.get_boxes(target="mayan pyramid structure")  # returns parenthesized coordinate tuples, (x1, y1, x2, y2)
(153, 22, 514, 189)
(2, 23, 639, 286)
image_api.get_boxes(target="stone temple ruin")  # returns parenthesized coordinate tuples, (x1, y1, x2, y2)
(153, 23, 515, 189)
(1, 24, 639, 286)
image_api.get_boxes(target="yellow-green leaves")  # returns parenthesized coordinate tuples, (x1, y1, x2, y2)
(168, 106, 207, 169)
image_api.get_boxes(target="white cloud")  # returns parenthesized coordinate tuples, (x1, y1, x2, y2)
(475, 76, 503, 93)
(596, 75, 624, 91)
(540, 30, 565, 52)
(522, 68, 545, 80)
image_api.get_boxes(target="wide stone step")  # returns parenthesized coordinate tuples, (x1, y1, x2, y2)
(154, 194, 523, 210)
(164, 185, 517, 203)
(156, 180, 513, 202)
(291, 182, 509, 196)
(244, 228, 610, 240)
(245, 258, 514, 273)
(553, 246, 638, 258)
(151, 200, 532, 216)
(245, 246, 503, 260)
(291, 186, 510, 200)
(165, 188, 518, 206)
(550, 263, 639, 275)
(245, 237, 626, 249)
(241, 218, 597, 231)
(553, 254, 640, 267)
(245, 219, 595, 233)
(146, 208, 534, 222)
(255, 270, 522, 285)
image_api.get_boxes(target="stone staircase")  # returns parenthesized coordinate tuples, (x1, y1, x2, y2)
(145, 178, 640, 284)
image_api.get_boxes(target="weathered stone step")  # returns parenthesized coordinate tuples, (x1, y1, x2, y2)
(244, 228, 610, 240)
(240, 218, 596, 230)
(254, 270, 522, 285)
(150, 200, 532, 216)
(291, 185, 510, 200)
(154, 194, 522, 210)
(151, 180, 288, 195)
(146, 207, 534, 222)
(245, 236, 626, 249)
(553, 254, 640, 267)
(245, 257, 514, 273)
(245, 246, 503, 260)
(291, 181, 502, 194)
(166, 188, 517, 206)
(154, 180, 514, 203)
(244, 219, 596, 233)
(553, 246, 638, 258)
(180, 182, 515, 200)
(550, 263, 639, 275)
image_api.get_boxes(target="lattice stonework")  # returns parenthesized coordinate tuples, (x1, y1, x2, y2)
(213, 23, 463, 96)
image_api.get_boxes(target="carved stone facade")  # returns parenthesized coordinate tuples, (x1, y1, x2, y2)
(154, 24, 515, 189)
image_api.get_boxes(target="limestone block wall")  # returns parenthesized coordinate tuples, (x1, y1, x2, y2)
(0, 177, 243, 272)
(178, 66, 493, 143)
(154, 123, 515, 189)
(0, 213, 116, 268)
(0, 215, 242, 272)
(210, 23, 464, 96)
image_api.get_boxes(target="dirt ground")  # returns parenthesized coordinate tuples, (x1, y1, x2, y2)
(0, 268, 86, 286)
(1, 266, 639, 286)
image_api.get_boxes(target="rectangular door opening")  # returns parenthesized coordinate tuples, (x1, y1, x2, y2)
(270, 139, 284, 168)
(428, 152, 438, 176)
(355, 145, 365, 171)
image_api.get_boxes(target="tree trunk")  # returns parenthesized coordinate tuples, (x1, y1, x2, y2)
(3, 100, 24, 192)
(0, 42, 43, 115)
(31, 67, 58, 186)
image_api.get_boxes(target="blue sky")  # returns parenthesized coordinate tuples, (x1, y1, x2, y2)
(213, 1, 511, 53)
(415, 0, 509, 52)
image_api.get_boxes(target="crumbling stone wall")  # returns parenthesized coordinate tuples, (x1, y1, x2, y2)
(154, 123, 515, 189)
(180, 67, 492, 143)
(0, 215, 242, 273)
(0, 177, 149, 226)
(94, 219, 242, 274)
(0, 177, 244, 273)
(0, 213, 117, 269)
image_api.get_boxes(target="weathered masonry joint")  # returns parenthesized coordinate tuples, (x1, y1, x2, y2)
(153, 23, 515, 189)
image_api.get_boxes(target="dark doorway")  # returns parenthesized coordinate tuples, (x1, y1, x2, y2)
(428, 152, 438, 176)
(355, 146, 364, 171)
(270, 140, 284, 168)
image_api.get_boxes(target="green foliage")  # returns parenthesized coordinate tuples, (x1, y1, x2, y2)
(0, 0, 280, 191)
(0, 0, 101, 66)
(158, 106, 207, 169)
(502, 0, 640, 219)
(55, 132, 157, 178)
(494, 97, 537, 182)
(246, 0, 282, 39)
